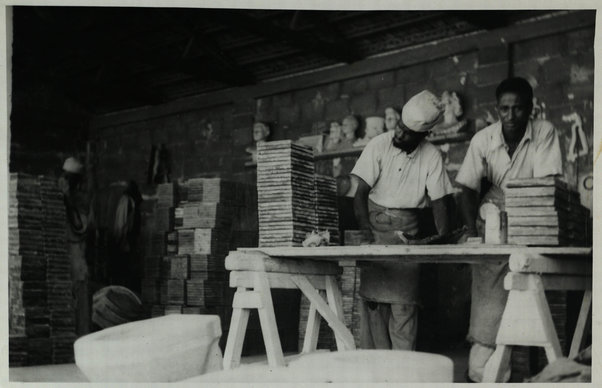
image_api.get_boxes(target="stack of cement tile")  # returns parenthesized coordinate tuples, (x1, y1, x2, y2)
(9, 173, 76, 366)
(314, 174, 340, 245)
(141, 178, 256, 341)
(256, 141, 316, 247)
(505, 177, 590, 246)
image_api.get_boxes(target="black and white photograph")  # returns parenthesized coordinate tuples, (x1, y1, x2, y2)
(0, 1, 599, 385)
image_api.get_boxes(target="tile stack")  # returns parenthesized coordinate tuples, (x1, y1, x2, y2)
(39, 176, 76, 364)
(314, 174, 340, 245)
(141, 182, 176, 316)
(255, 144, 346, 352)
(505, 177, 590, 246)
(256, 140, 317, 247)
(8, 173, 75, 366)
(140, 178, 256, 343)
(340, 231, 364, 347)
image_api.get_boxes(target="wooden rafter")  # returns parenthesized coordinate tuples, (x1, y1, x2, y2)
(206, 9, 363, 64)
(162, 10, 257, 86)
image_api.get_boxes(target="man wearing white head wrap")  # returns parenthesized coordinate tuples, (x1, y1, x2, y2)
(350, 90, 454, 351)
(59, 156, 93, 335)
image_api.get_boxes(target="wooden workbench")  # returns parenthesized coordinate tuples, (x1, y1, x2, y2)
(223, 244, 591, 382)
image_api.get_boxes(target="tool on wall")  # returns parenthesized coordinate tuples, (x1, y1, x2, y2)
(147, 144, 171, 184)
(562, 112, 588, 163)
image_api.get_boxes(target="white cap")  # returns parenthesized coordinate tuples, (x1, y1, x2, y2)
(63, 157, 84, 174)
(401, 90, 444, 132)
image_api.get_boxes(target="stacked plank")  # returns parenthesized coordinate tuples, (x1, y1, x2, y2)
(315, 174, 341, 245)
(141, 178, 256, 340)
(505, 177, 590, 246)
(8, 173, 75, 366)
(256, 141, 317, 247)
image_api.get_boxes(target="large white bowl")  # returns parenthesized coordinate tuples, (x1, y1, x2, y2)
(189, 350, 453, 383)
(74, 314, 222, 382)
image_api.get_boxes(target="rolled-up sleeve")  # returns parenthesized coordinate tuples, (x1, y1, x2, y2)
(455, 134, 486, 192)
(425, 150, 455, 201)
(351, 139, 381, 187)
(533, 122, 563, 177)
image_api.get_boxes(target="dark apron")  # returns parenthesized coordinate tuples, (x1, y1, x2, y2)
(359, 199, 421, 304)
(468, 185, 508, 346)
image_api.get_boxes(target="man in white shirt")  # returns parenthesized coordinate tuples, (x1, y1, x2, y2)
(456, 77, 563, 382)
(351, 90, 455, 350)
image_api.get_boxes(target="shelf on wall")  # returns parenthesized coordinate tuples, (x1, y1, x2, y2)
(244, 131, 471, 167)
(244, 146, 365, 167)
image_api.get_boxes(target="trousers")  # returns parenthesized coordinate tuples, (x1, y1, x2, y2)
(359, 199, 420, 350)
(359, 299, 418, 350)
(467, 189, 511, 381)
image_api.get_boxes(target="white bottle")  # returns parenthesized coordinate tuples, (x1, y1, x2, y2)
(481, 202, 501, 244)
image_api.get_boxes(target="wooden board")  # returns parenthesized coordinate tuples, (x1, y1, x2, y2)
(225, 251, 341, 275)
(236, 245, 591, 262)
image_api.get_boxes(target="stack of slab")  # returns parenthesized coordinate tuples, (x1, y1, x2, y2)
(140, 178, 257, 344)
(255, 142, 348, 352)
(314, 174, 340, 245)
(39, 176, 77, 364)
(8, 173, 76, 366)
(505, 177, 590, 246)
(256, 141, 316, 247)
(505, 177, 582, 378)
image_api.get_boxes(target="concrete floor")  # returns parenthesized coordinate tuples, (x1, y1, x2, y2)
(10, 348, 469, 383)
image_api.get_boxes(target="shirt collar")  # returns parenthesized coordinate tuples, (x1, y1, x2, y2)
(390, 133, 421, 159)
(490, 120, 533, 151)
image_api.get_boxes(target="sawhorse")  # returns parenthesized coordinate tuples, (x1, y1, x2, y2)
(222, 251, 356, 370)
(483, 252, 592, 382)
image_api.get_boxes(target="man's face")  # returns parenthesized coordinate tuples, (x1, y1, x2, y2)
(497, 92, 531, 135)
(393, 122, 426, 153)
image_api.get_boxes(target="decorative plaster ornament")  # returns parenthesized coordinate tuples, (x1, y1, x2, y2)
(353, 116, 384, 147)
(562, 112, 588, 162)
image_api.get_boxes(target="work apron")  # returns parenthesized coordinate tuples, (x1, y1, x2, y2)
(359, 199, 421, 304)
(468, 185, 508, 347)
(67, 211, 91, 336)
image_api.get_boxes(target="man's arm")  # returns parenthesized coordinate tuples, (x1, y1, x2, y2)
(353, 176, 374, 243)
(431, 194, 451, 236)
(458, 184, 479, 236)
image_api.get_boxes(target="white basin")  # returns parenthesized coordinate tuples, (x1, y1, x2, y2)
(74, 314, 222, 382)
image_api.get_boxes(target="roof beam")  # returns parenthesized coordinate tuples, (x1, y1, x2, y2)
(162, 10, 256, 86)
(206, 9, 363, 64)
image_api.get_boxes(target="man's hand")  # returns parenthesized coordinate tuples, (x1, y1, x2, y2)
(457, 228, 478, 244)
(359, 228, 375, 244)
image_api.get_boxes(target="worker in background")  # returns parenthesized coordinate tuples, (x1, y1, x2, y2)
(456, 77, 563, 382)
(351, 90, 454, 350)
(108, 180, 143, 293)
(58, 156, 94, 336)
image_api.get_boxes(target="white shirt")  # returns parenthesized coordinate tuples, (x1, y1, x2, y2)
(455, 119, 563, 192)
(351, 131, 454, 208)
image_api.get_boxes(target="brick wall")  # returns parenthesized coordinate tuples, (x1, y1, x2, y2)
(9, 84, 91, 176)
(90, 27, 594, 211)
